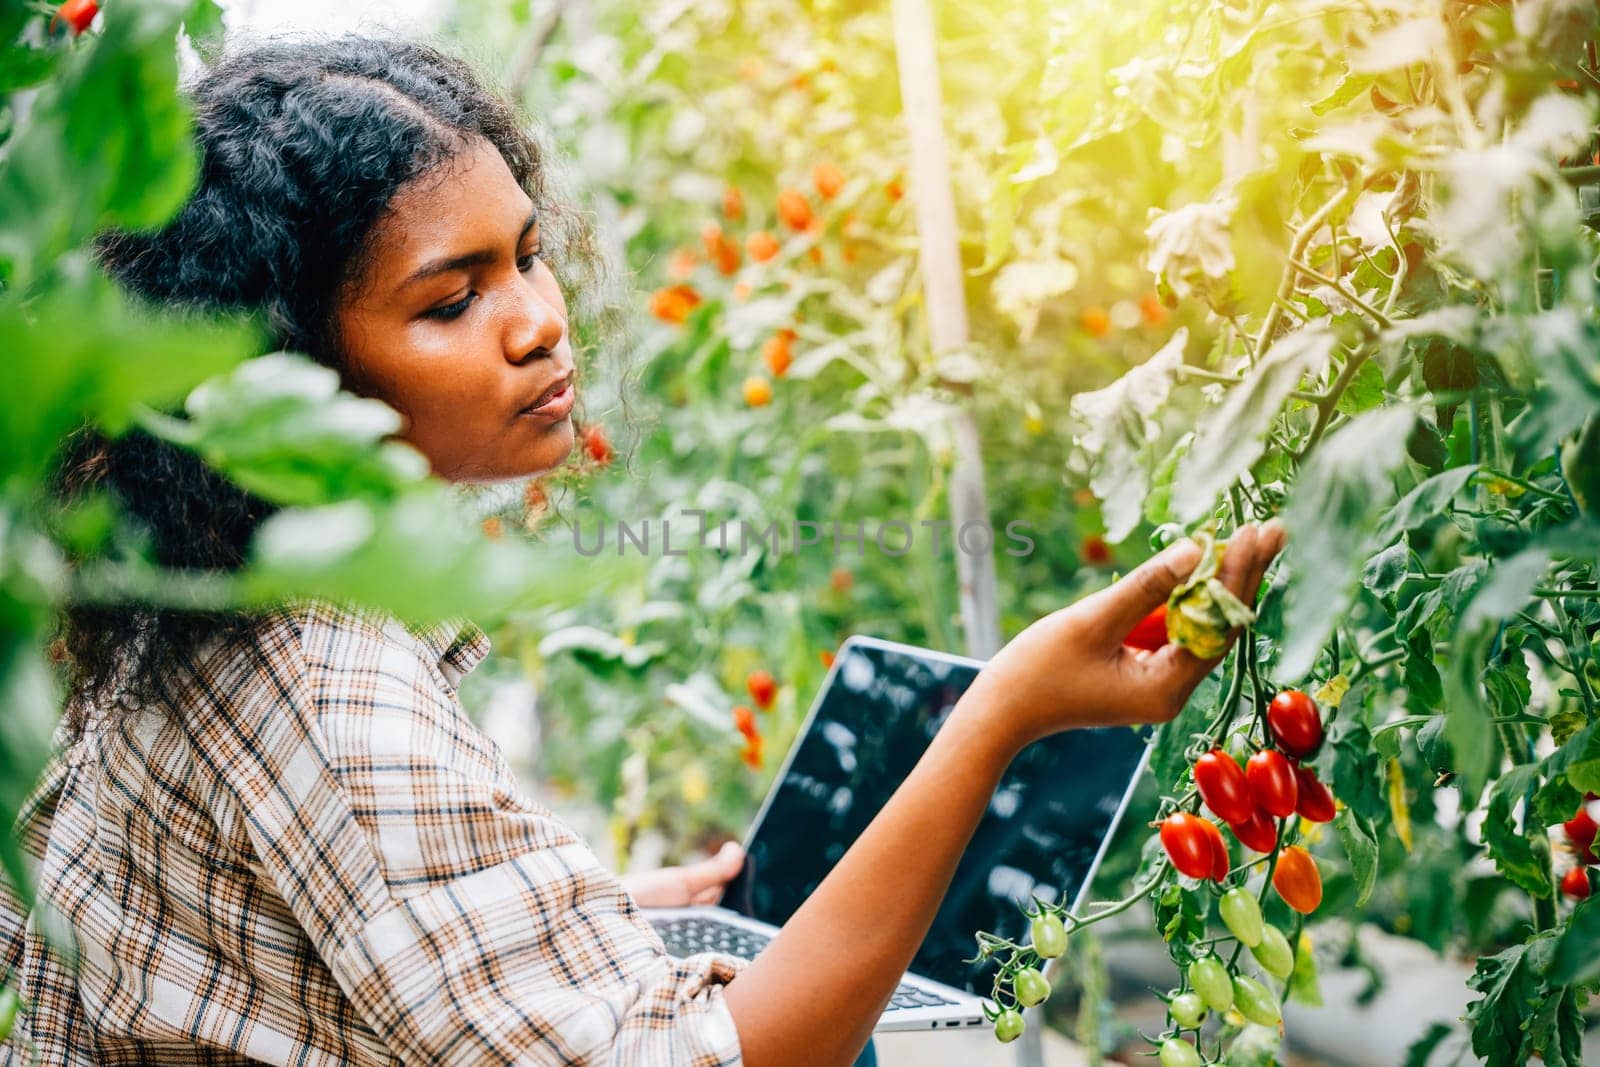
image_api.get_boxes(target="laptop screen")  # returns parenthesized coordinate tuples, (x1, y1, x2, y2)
(720, 637, 1149, 994)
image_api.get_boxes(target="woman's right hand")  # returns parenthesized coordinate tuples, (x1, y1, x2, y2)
(960, 520, 1285, 750)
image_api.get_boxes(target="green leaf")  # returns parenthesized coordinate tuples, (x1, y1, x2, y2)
(1171, 325, 1336, 521)
(1483, 765, 1554, 897)
(0, 0, 201, 283)
(1335, 809, 1379, 907)
(140, 353, 429, 508)
(1442, 622, 1498, 807)
(1361, 540, 1409, 598)
(1287, 928, 1322, 1006)
(1070, 329, 1187, 542)
(1444, 545, 1552, 803)
(241, 487, 649, 625)
(0, 278, 254, 482)
(1374, 465, 1477, 543)
(0, 630, 61, 908)
(1550, 897, 1600, 988)
(1278, 406, 1415, 679)
(1402, 1022, 1454, 1067)
(1466, 931, 1589, 1066)
(1546, 720, 1600, 797)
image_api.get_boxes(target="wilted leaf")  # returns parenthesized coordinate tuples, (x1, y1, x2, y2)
(1278, 407, 1415, 679)
(1172, 326, 1337, 520)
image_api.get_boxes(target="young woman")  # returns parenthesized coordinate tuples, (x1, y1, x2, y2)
(3, 35, 1283, 1067)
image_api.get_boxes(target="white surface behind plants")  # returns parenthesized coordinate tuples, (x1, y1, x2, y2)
(219, 0, 447, 36)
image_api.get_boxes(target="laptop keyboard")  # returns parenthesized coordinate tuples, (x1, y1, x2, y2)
(649, 915, 961, 1011)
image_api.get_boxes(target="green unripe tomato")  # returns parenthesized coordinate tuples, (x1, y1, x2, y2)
(1169, 991, 1207, 1029)
(1219, 887, 1264, 947)
(1188, 956, 1234, 1012)
(1250, 924, 1295, 979)
(993, 1009, 1026, 1044)
(1232, 975, 1281, 1027)
(1159, 1036, 1203, 1067)
(1030, 913, 1068, 959)
(0, 987, 17, 1045)
(1014, 967, 1051, 1008)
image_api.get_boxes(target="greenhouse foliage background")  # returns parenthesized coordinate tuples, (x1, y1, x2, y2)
(3, 0, 1600, 1062)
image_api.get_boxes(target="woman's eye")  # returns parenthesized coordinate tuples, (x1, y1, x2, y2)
(425, 292, 477, 321)
(517, 248, 545, 272)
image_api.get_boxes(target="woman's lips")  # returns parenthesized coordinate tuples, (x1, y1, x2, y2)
(520, 375, 576, 419)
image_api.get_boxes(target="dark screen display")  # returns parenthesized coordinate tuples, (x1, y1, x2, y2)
(719, 639, 1149, 993)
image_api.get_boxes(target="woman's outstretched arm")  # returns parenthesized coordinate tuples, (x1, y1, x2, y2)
(722, 522, 1284, 1067)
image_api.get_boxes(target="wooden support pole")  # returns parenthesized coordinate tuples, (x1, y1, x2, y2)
(891, 0, 1003, 662)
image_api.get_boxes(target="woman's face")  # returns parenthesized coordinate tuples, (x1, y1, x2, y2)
(334, 137, 577, 483)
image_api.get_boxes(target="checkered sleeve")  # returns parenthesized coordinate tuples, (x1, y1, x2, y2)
(198, 610, 747, 1066)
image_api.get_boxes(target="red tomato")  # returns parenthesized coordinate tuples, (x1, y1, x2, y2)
(54, 0, 97, 34)
(1272, 846, 1323, 914)
(1160, 813, 1218, 880)
(1195, 749, 1255, 824)
(746, 669, 777, 711)
(1561, 866, 1593, 900)
(1293, 765, 1337, 823)
(1565, 807, 1598, 851)
(1123, 604, 1169, 652)
(1247, 750, 1299, 818)
(1268, 690, 1324, 758)
(1227, 808, 1279, 853)
(1200, 817, 1230, 881)
(583, 425, 614, 465)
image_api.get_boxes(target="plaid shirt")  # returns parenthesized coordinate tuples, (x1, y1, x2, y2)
(0, 601, 747, 1065)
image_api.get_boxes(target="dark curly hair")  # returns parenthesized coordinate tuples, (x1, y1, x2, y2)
(55, 34, 618, 734)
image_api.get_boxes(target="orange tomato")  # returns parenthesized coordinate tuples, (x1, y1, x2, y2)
(747, 669, 777, 710)
(732, 704, 758, 740)
(667, 247, 697, 281)
(777, 187, 813, 232)
(762, 333, 794, 378)
(813, 161, 845, 200)
(1272, 846, 1323, 914)
(1139, 291, 1169, 327)
(743, 375, 774, 407)
(747, 230, 781, 263)
(1080, 306, 1112, 337)
(648, 285, 702, 325)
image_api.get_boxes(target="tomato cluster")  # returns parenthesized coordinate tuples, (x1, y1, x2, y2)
(1136, 686, 1336, 1056)
(1558, 794, 1598, 900)
(1159, 688, 1330, 916)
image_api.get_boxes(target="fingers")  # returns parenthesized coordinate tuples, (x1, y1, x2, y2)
(1213, 519, 1286, 608)
(1098, 537, 1204, 636)
(1212, 523, 1259, 604)
(682, 841, 745, 895)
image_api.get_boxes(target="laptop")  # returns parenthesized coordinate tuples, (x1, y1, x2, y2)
(645, 634, 1151, 1032)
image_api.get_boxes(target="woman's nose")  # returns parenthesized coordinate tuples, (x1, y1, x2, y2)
(504, 284, 565, 364)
